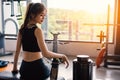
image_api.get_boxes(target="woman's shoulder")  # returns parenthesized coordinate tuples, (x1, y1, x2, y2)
(34, 27, 43, 38)
(34, 26, 42, 33)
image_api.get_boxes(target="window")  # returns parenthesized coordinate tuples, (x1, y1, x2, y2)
(46, 0, 115, 42)
(3, 0, 115, 43)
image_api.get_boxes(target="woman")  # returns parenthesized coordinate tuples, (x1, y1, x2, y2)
(12, 2, 69, 80)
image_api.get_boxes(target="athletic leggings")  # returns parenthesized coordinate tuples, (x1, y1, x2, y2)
(19, 58, 50, 80)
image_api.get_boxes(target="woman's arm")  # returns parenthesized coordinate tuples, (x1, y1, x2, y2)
(35, 28, 69, 68)
(13, 32, 22, 71)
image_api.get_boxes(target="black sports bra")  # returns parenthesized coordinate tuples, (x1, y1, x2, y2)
(21, 25, 41, 52)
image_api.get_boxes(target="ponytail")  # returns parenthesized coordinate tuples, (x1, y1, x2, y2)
(21, 3, 34, 29)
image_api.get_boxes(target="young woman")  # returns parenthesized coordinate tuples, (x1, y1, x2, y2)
(12, 2, 69, 80)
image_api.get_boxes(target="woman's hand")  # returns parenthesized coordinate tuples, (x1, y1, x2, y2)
(12, 70, 19, 74)
(12, 67, 19, 74)
(61, 54, 69, 68)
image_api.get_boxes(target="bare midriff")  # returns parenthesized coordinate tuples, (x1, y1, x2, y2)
(22, 51, 43, 62)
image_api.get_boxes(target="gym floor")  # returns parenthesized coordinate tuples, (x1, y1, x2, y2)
(0, 54, 120, 80)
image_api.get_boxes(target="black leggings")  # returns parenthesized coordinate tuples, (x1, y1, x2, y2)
(19, 58, 50, 80)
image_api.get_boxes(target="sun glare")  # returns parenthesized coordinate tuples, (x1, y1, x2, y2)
(47, 0, 114, 14)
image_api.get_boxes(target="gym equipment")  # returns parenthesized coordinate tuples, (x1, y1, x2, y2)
(16, 0, 22, 20)
(103, 4, 120, 67)
(50, 32, 65, 80)
(0, 32, 13, 56)
(4, 0, 23, 19)
(73, 55, 93, 80)
(96, 4, 120, 68)
(96, 31, 106, 68)
(96, 47, 106, 68)
(0, 60, 9, 68)
(0, 63, 19, 80)
(0, 0, 25, 56)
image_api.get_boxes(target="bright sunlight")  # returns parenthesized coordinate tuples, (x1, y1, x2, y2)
(48, 0, 114, 13)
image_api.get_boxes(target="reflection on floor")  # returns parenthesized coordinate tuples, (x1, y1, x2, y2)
(0, 54, 120, 80)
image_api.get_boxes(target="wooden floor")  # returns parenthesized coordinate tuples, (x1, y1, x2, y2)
(0, 54, 120, 80)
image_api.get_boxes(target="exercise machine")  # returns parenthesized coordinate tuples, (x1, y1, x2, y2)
(0, 0, 24, 56)
(50, 32, 65, 80)
(103, 4, 120, 67)
(97, 4, 120, 68)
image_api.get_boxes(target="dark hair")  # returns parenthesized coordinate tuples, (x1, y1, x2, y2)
(20, 3, 46, 31)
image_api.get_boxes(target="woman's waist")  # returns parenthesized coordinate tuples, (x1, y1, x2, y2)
(22, 51, 43, 62)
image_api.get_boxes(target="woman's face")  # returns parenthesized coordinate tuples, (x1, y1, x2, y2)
(35, 10, 47, 24)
